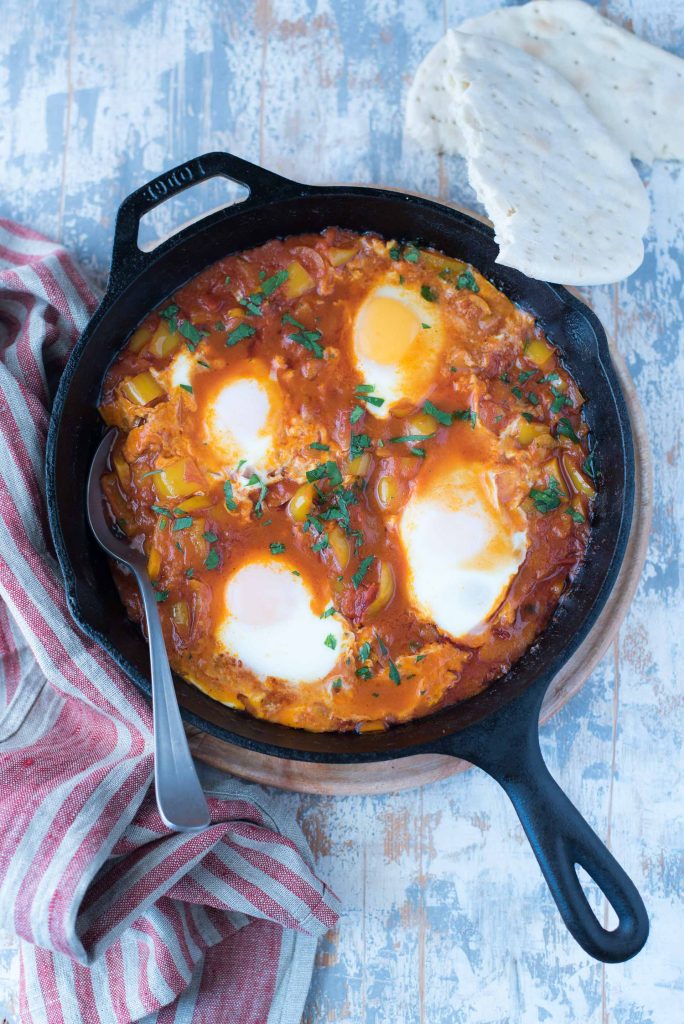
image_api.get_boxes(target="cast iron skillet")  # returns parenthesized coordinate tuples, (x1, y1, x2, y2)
(46, 151, 648, 963)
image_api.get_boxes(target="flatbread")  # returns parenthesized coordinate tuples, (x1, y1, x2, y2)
(460, 0, 684, 164)
(405, 33, 466, 155)
(437, 31, 649, 285)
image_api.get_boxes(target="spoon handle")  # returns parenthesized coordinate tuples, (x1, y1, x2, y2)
(136, 570, 211, 831)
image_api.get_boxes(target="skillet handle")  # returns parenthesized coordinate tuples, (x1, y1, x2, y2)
(109, 151, 301, 285)
(440, 685, 649, 962)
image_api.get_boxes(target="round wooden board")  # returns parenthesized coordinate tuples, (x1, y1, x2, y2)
(186, 202, 653, 795)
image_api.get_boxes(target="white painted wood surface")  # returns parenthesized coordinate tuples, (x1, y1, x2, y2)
(1, 1, 682, 1021)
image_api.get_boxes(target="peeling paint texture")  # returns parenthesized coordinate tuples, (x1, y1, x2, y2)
(1, 1, 683, 1022)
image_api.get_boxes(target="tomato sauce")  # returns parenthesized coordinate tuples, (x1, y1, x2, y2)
(98, 229, 594, 732)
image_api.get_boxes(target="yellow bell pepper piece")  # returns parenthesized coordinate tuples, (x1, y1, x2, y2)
(112, 450, 131, 487)
(517, 419, 549, 446)
(128, 323, 154, 353)
(283, 260, 314, 299)
(147, 324, 181, 358)
(563, 457, 597, 498)
(153, 459, 202, 500)
(147, 547, 161, 579)
(366, 562, 395, 616)
(170, 600, 190, 627)
(176, 494, 212, 513)
(525, 337, 554, 367)
(121, 371, 164, 406)
(328, 247, 357, 267)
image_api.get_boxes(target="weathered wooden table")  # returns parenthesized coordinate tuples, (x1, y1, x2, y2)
(1, 1, 682, 1020)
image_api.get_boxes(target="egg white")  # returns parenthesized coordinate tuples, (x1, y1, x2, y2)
(352, 281, 445, 417)
(217, 558, 349, 684)
(400, 463, 528, 638)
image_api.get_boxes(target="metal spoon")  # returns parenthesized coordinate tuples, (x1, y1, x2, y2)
(87, 429, 211, 832)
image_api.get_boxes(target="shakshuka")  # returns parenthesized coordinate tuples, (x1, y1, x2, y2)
(98, 230, 596, 732)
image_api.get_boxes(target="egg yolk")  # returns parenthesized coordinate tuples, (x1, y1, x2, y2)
(354, 294, 423, 365)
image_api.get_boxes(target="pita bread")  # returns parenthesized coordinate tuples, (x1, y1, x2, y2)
(436, 31, 649, 284)
(460, 0, 684, 164)
(405, 33, 466, 154)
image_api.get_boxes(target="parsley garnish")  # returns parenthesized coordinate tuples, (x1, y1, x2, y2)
(307, 461, 343, 487)
(421, 323, 431, 329)
(389, 246, 401, 261)
(500, 372, 510, 384)
(260, 268, 289, 296)
(282, 313, 324, 359)
(204, 548, 220, 570)
(224, 480, 237, 512)
(389, 433, 435, 444)
(197, 358, 212, 369)
(226, 322, 256, 347)
(203, 531, 218, 542)
(359, 641, 372, 661)
(404, 244, 419, 263)
(519, 370, 536, 383)
(356, 665, 373, 680)
(270, 542, 286, 555)
(155, 589, 170, 603)
(179, 321, 205, 351)
(352, 555, 374, 589)
(557, 418, 580, 443)
(179, 383, 193, 394)
(331, 678, 343, 692)
(388, 659, 401, 685)
(423, 399, 452, 426)
(321, 606, 336, 618)
(420, 284, 438, 303)
(350, 432, 372, 462)
(529, 476, 565, 513)
(511, 386, 524, 400)
(350, 405, 365, 424)
(309, 442, 330, 451)
(565, 507, 586, 523)
(311, 534, 329, 552)
(527, 392, 539, 406)
(172, 516, 193, 532)
(246, 473, 268, 516)
(453, 409, 477, 429)
(456, 269, 479, 292)
(324, 634, 337, 650)
(583, 451, 597, 479)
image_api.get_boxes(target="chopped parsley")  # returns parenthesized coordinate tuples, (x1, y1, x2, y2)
(309, 442, 330, 451)
(453, 408, 477, 429)
(527, 392, 539, 406)
(270, 541, 286, 555)
(500, 372, 511, 384)
(321, 606, 336, 619)
(540, 371, 560, 384)
(421, 322, 431, 330)
(583, 450, 597, 479)
(197, 358, 212, 369)
(557, 417, 580, 442)
(331, 678, 343, 692)
(226, 322, 256, 347)
(282, 313, 324, 359)
(356, 665, 373, 680)
(350, 432, 372, 461)
(456, 269, 479, 292)
(389, 245, 401, 261)
(155, 589, 170, 603)
(246, 473, 268, 517)
(521, 412, 534, 423)
(529, 476, 565, 514)
(358, 641, 372, 661)
(350, 405, 365, 424)
(179, 383, 193, 394)
(511, 386, 524, 401)
(404, 244, 420, 263)
(519, 370, 537, 383)
(311, 534, 329, 552)
(224, 275, 231, 285)
(179, 320, 205, 351)
(388, 660, 401, 685)
(307, 461, 343, 487)
(420, 284, 438, 303)
(172, 516, 193, 532)
(204, 548, 220, 570)
(415, 654, 427, 663)
(224, 479, 238, 512)
(260, 268, 289, 296)
(423, 399, 452, 426)
(203, 530, 218, 542)
(565, 507, 586, 523)
(324, 634, 337, 650)
(352, 555, 375, 589)
(389, 433, 434, 444)
(550, 387, 573, 414)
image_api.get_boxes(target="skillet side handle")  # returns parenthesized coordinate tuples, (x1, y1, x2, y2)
(440, 687, 649, 963)
(109, 151, 302, 287)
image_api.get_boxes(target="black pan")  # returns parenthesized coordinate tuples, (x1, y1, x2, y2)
(46, 151, 648, 963)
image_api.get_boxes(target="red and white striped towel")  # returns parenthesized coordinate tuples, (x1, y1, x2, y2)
(0, 220, 340, 1024)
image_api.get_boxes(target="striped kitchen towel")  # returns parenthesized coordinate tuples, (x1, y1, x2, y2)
(0, 219, 340, 1024)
